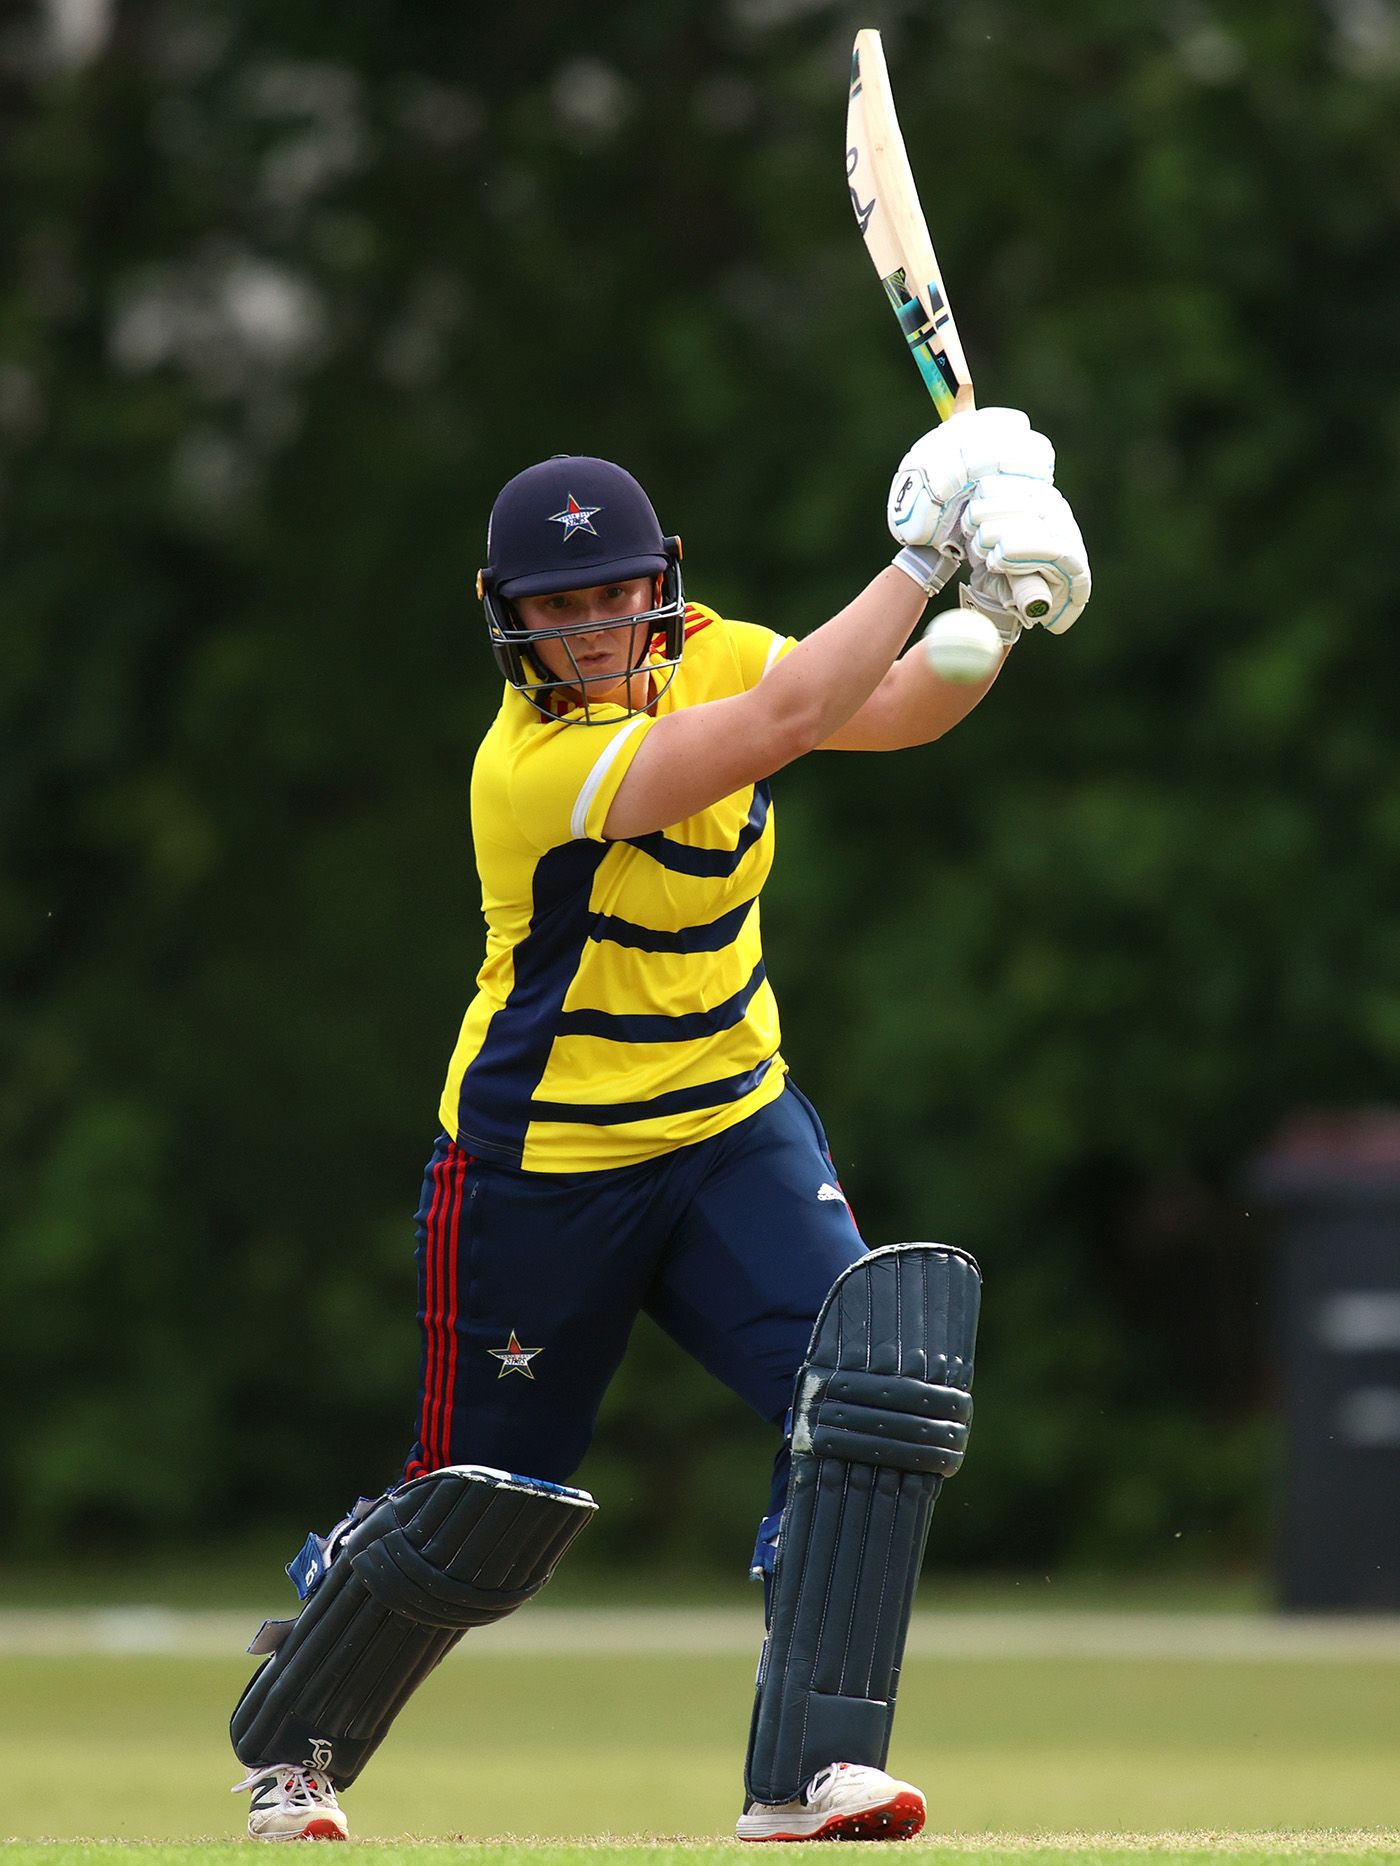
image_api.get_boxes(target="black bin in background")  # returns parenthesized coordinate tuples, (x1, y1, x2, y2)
(1251, 1110, 1400, 1611)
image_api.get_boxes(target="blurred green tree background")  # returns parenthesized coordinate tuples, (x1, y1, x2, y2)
(3, 0, 1398, 1581)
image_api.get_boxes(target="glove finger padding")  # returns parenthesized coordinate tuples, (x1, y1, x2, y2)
(888, 407, 1054, 554)
(962, 480, 1090, 635)
(965, 475, 1081, 528)
(955, 408, 1055, 485)
(964, 475, 1068, 529)
(960, 557, 1090, 636)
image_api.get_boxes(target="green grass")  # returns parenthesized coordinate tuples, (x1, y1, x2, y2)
(1, 1645, 1397, 1849)
(2, 1842, 1399, 1866)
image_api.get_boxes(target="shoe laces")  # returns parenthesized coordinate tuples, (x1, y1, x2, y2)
(801, 1762, 849, 1805)
(231, 1764, 337, 1806)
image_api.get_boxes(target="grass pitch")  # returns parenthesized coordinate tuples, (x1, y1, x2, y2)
(2, 1842, 1399, 1866)
(0, 1613, 1396, 1857)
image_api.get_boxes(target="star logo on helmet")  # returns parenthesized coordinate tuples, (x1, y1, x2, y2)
(547, 494, 601, 540)
(488, 1331, 543, 1378)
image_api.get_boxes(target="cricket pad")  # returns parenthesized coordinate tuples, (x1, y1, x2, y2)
(231, 1465, 596, 1787)
(744, 1243, 981, 1804)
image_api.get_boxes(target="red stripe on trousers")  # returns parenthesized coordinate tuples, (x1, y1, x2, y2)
(427, 1149, 468, 1468)
(415, 1153, 452, 1472)
(437, 1151, 467, 1467)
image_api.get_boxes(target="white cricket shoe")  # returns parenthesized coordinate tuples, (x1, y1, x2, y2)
(233, 1764, 349, 1841)
(736, 1761, 926, 1842)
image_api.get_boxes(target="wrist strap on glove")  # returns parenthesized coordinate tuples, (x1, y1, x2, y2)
(959, 581, 1022, 648)
(891, 546, 957, 600)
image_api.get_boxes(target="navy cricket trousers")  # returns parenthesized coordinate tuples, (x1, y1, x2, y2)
(403, 1081, 865, 1524)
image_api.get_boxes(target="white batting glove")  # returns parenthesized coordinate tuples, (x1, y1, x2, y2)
(959, 476, 1091, 637)
(887, 407, 1089, 637)
(888, 405, 1053, 557)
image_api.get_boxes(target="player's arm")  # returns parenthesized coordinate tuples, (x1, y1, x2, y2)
(602, 565, 926, 841)
(816, 634, 1010, 751)
(604, 408, 1091, 837)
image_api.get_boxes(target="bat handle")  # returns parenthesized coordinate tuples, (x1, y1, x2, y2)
(1013, 572, 1053, 624)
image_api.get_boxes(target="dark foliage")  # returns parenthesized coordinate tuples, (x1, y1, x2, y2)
(3, 0, 1397, 1576)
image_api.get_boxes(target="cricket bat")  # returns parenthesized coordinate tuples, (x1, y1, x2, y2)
(847, 28, 1052, 622)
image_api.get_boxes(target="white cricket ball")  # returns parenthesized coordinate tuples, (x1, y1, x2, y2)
(921, 609, 1003, 683)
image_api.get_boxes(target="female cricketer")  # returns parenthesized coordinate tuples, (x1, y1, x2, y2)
(229, 407, 1091, 1842)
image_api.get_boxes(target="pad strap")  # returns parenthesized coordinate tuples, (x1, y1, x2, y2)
(795, 1365, 973, 1472)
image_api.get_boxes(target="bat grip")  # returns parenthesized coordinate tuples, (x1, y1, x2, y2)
(1014, 572, 1053, 624)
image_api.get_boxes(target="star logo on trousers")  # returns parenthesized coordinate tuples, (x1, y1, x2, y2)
(488, 1331, 543, 1378)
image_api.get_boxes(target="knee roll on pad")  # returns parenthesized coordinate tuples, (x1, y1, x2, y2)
(231, 1465, 595, 1787)
(744, 1244, 981, 1804)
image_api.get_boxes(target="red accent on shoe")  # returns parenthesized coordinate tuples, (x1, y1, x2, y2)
(741, 1789, 926, 1843)
(298, 1818, 347, 1841)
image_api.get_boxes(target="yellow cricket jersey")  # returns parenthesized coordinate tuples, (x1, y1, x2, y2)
(439, 603, 797, 1172)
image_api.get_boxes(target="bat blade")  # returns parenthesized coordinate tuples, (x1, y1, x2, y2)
(847, 27, 1052, 623)
(846, 28, 973, 422)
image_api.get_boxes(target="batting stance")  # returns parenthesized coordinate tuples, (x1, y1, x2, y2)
(229, 410, 1090, 1841)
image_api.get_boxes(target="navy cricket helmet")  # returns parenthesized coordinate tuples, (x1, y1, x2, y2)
(477, 455, 686, 722)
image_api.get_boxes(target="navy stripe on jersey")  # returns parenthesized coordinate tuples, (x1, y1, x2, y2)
(590, 896, 755, 953)
(530, 1054, 777, 1126)
(625, 782, 771, 877)
(454, 839, 608, 1161)
(556, 959, 768, 1043)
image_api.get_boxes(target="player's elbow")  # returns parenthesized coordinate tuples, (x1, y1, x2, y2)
(762, 714, 823, 772)
(758, 686, 827, 768)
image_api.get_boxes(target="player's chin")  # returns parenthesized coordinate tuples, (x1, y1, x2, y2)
(576, 670, 631, 704)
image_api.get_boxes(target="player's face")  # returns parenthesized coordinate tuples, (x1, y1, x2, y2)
(515, 576, 661, 707)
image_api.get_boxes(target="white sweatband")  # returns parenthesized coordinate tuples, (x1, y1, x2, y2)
(890, 546, 955, 599)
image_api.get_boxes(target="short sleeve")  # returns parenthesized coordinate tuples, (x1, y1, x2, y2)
(722, 619, 797, 689)
(506, 709, 657, 850)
